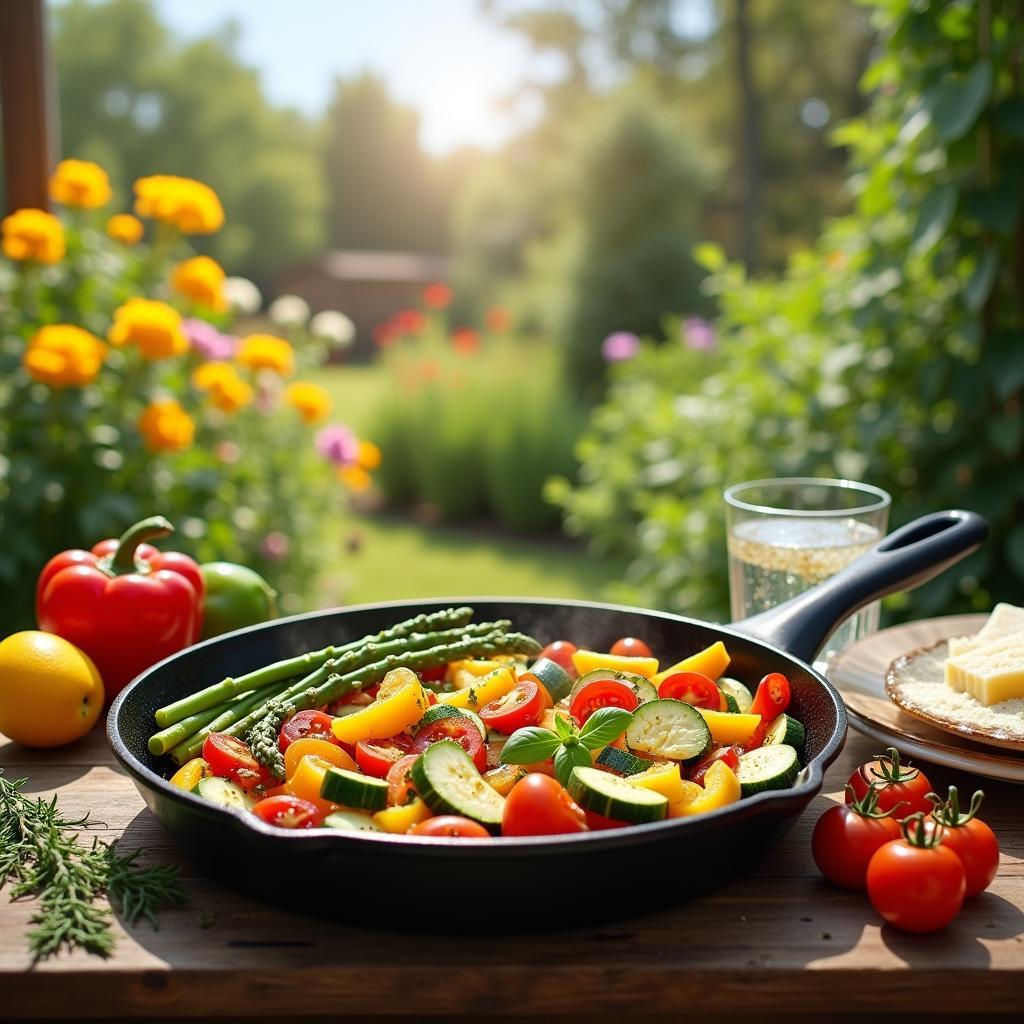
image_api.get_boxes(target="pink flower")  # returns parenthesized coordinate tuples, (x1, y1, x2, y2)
(682, 317, 716, 351)
(184, 318, 236, 361)
(602, 331, 640, 363)
(316, 423, 359, 466)
(215, 440, 241, 464)
(261, 531, 290, 561)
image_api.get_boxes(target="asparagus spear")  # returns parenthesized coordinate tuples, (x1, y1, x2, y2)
(247, 691, 319, 781)
(148, 687, 287, 756)
(153, 605, 475, 728)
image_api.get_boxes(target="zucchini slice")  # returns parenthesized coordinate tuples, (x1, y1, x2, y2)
(567, 766, 668, 824)
(569, 670, 658, 708)
(410, 740, 505, 830)
(721, 692, 740, 713)
(193, 776, 254, 811)
(416, 703, 487, 741)
(595, 746, 653, 776)
(322, 809, 382, 832)
(528, 657, 575, 702)
(736, 744, 800, 795)
(717, 677, 754, 713)
(764, 714, 806, 757)
(320, 766, 390, 811)
(625, 699, 712, 765)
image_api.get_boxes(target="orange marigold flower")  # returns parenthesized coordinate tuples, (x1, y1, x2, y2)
(422, 282, 452, 309)
(49, 159, 112, 209)
(285, 381, 331, 424)
(191, 361, 252, 414)
(191, 360, 238, 391)
(138, 398, 195, 452)
(236, 334, 294, 376)
(338, 465, 373, 491)
(23, 325, 106, 389)
(108, 298, 188, 360)
(106, 213, 144, 246)
(134, 175, 224, 235)
(2, 208, 65, 264)
(171, 255, 227, 311)
(452, 327, 480, 355)
(357, 440, 382, 471)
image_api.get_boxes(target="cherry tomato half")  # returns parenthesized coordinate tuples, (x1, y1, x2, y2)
(846, 747, 933, 816)
(537, 640, 578, 677)
(812, 797, 903, 890)
(355, 734, 414, 778)
(202, 733, 266, 791)
(409, 816, 490, 838)
(278, 710, 337, 753)
(749, 672, 791, 721)
(251, 794, 324, 830)
(418, 665, 448, 683)
(386, 753, 420, 807)
(689, 745, 741, 785)
(502, 774, 588, 837)
(610, 637, 653, 659)
(412, 717, 486, 772)
(569, 678, 638, 726)
(480, 677, 542, 733)
(658, 672, 722, 710)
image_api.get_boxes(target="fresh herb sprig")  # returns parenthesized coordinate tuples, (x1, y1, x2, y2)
(0, 770, 187, 961)
(499, 707, 633, 785)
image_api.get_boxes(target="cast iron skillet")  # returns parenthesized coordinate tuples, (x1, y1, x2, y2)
(109, 510, 986, 928)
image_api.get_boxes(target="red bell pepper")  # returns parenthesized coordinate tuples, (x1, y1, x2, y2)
(36, 516, 204, 701)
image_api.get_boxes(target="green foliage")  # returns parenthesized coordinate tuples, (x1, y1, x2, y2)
(555, 0, 1024, 622)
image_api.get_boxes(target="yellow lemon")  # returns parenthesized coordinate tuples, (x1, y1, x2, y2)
(0, 631, 104, 747)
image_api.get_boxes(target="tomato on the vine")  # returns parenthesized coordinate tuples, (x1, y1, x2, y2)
(846, 746, 933, 816)
(354, 734, 414, 778)
(812, 784, 903, 889)
(412, 716, 486, 772)
(866, 813, 965, 932)
(479, 677, 543, 733)
(537, 640, 578, 677)
(749, 672, 791, 721)
(502, 774, 588, 837)
(610, 637, 653, 659)
(409, 816, 490, 838)
(278, 710, 337, 753)
(569, 678, 638, 726)
(658, 672, 722, 710)
(251, 794, 324, 829)
(927, 786, 1000, 898)
(202, 732, 267, 791)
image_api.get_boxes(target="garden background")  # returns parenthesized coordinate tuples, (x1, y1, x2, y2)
(1, 0, 1021, 633)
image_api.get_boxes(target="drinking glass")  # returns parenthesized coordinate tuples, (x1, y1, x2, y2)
(724, 478, 891, 664)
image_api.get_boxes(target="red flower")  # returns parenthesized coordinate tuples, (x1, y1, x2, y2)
(374, 323, 396, 348)
(485, 305, 512, 333)
(422, 282, 453, 309)
(394, 308, 426, 335)
(452, 327, 480, 355)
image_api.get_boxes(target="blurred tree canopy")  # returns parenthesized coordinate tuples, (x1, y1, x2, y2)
(49, 0, 325, 288)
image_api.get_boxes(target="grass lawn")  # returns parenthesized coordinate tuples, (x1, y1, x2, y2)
(311, 365, 628, 607)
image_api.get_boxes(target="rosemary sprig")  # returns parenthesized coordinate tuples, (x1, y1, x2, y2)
(0, 770, 187, 961)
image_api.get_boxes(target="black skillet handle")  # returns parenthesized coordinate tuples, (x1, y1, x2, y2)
(731, 510, 988, 663)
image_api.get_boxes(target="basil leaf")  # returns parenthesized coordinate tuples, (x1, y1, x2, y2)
(554, 714, 574, 742)
(553, 743, 592, 786)
(579, 706, 634, 750)
(500, 727, 561, 765)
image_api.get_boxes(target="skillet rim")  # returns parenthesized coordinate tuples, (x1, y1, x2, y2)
(107, 595, 848, 854)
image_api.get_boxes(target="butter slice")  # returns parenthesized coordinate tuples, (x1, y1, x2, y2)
(945, 634, 1024, 706)
(947, 603, 1024, 660)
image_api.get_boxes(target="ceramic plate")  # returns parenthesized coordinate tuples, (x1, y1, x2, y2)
(827, 615, 1024, 784)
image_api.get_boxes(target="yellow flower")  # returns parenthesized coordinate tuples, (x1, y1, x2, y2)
(285, 381, 331, 423)
(106, 213, 144, 246)
(138, 399, 195, 452)
(191, 361, 253, 414)
(236, 334, 294, 376)
(171, 255, 226, 310)
(23, 325, 106, 388)
(1, 208, 65, 264)
(134, 175, 224, 235)
(49, 159, 112, 209)
(357, 440, 382, 470)
(338, 465, 373, 492)
(108, 298, 188, 360)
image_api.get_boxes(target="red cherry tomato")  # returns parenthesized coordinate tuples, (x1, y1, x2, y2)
(278, 710, 337, 753)
(409, 815, 490, 838)
(251, 794, 324, 830)
(927, 787, 1000, 898)
(386, 753, 420, 807)
(412, 716, 486, 772)
(658, 672, 721, 710)
(846, 746, 933, 816)
(584, 809, 627, 830)
(749, 672, 791, 721)
(480, 677, 542, 733)
(354, 734, 414, 778)
(866, 814, 966, 932)
(502, 774, 588, 836)
(537, 640, 578, 677)
(202, 733, 266, 791)
(689, 745, 741, 785)
(569, 678, 638, 726)
(812, 786, 903, 889)
(418, 665, 447, 683)
(610, 637, 653, 659)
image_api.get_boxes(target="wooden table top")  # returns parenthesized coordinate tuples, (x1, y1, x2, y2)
(2, 722, 1022, 1023)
